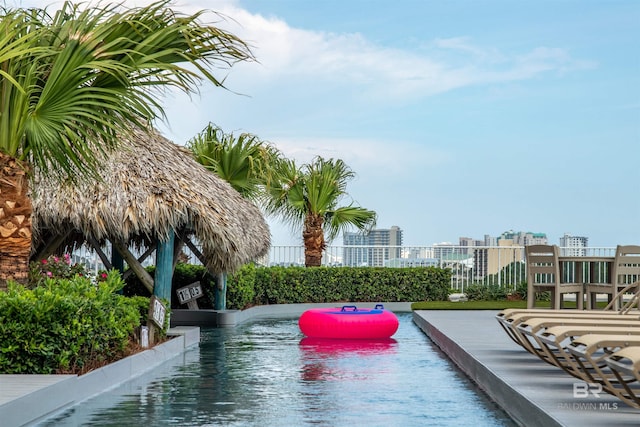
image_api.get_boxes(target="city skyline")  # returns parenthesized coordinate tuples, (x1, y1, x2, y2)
(341, 226, 593, 248)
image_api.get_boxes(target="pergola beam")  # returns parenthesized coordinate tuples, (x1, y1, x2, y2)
(111, 239, 154, 294)
(32, 229, 72, 261)
(87, 236, 113, 271)
(122, 243, 156, 280)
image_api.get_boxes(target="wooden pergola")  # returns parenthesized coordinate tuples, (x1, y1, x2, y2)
(30, 128, 270, 308)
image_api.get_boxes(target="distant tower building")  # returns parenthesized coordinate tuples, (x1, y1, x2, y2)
(343, 226, 403, 266)
(524, 232, 548, 245)
(458, 237, 475, 254)
(484, 235, 498, 246)
(459, 237, 487, 252)
(432, 242, 455, 260)
(559, 233, 588, 256)
(473, 239, 524, 278)
(499, 230, 547, 246)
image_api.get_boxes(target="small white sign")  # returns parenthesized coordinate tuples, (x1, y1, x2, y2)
(177, 288, 192, 303)
(148, 296, 167, 329)
(176, 282, 203, 304)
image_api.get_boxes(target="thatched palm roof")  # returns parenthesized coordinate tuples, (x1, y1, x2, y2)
(31, 128, 270, 273)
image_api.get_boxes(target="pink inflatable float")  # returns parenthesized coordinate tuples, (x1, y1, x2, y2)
(298, 304, 399, 339)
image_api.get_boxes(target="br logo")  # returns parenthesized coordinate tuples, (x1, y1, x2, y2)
(573, 382, 603, 398)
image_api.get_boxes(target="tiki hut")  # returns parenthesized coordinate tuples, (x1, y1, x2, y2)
(30, 127, 270, 300)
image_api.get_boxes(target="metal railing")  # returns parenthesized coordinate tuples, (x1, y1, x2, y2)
(264, 245, 527, 292)
(71, 244, 617, 292)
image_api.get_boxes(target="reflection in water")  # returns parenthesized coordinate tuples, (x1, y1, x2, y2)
(299, 337, 398, 382)
(37, 313, 516, 427)
(299, 337, 398, 356)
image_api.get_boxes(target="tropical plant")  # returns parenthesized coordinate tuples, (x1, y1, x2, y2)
(28, 253, 87, 288)
(264, 156, 376, 267)
(0, 273, 142, 374)
(0, 1, 254, 287)
(187, 123, 283, 200)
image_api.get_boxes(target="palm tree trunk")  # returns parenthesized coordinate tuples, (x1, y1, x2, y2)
(303, 213, 325, 267)
(0, 153, 33, 289)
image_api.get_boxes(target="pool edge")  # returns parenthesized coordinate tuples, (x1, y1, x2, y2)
(171, 301, 413, 327)
(0, 326, 200, 427)
(412, 311, 553, 427)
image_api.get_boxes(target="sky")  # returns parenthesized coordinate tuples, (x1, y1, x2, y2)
(13, 0, 640, 247)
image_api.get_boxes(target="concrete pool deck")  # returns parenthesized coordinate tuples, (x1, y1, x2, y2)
(2, 306, 640, 426)
(413, 310, 640, 427)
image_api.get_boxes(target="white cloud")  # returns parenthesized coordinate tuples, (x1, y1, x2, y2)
(12, 0, 593, 181)
(272, 136, 449, 177)
(213, 10, 591, 107)
(14, 0, 591, 101)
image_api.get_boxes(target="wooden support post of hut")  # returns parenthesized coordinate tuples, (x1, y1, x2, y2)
(111, 248, 124, 273)
(111, 245, 125, 294)
(214, 273, 227, 310)
(155, 231, 175, 302)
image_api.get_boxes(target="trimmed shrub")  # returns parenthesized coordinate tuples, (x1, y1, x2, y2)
(123, 264, 451, 309)
(227, 265, 451, 309)
(464, 283, 508, 301)
(226, 263, 256, 310)
(464, 281, 530, 302)
(0, 273, 143, 374)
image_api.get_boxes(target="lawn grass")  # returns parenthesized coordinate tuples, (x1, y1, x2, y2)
(411, 300, 610, 310)
(411, 300, 529, 310)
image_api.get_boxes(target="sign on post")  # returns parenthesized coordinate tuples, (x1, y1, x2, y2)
(147, 296, 167, 346)
(176, 281, 204, 309)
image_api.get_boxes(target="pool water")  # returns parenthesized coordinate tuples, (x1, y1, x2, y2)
(39, 313, 515, 426)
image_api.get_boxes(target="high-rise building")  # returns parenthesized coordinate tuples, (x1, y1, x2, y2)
(458, 237, 473, 254)
(559, 233, 588, 256)
(473, 239, 524, 278)
(343, 226, 403, 266)
(484, 235, 498, 246)
(459, 237, 485, 254)
(498, 230, 548, 246)
(432, 242, 456, 259)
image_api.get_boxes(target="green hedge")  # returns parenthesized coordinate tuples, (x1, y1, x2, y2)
(0, 274, 143, 374)
(227, 265, 451, 309)
(123, 263, 451, 310)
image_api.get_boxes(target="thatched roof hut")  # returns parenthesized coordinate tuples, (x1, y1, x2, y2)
(30, 128, 270, 288)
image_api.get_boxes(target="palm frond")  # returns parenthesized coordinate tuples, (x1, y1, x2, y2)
(0, 0, 255, 180)
(187, 123, 283, 199)
(325, 205, 377, 242)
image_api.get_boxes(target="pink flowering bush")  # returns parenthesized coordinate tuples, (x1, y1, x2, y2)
(96, 270, 109, 282)
(28, 254, 88, 288)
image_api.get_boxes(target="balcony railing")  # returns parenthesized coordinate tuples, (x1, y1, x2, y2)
(263, 245, 618, 291)
(71, 244, 616, 292)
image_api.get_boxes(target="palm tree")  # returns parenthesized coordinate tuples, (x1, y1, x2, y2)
(187, 123, 282, 200)
(0, 1, 254, 287)
(264, 156, 377, 267)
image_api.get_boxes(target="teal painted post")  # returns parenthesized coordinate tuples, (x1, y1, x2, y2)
(154, 231, 175, 302)
(111, 248, 124, 273)
(214, 273, 227, 310)
(111, 248, 125, 294)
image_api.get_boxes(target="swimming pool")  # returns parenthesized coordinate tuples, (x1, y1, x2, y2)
(38, 313, 515, 426)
